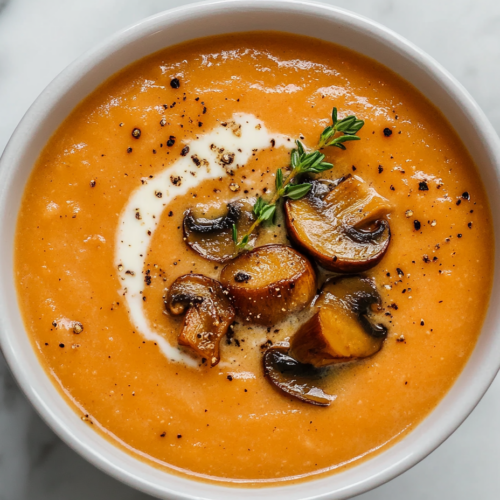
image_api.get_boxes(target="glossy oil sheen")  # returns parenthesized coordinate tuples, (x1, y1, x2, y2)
(14, 32, 494, 485)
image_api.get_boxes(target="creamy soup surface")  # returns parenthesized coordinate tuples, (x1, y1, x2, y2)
(15, 32, 493, 485)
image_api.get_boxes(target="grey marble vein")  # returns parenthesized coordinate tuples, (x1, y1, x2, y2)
(0, 0, 499, 499)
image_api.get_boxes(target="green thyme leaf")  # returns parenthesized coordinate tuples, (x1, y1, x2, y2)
(321, 126, 333, 138)
(296, 139, 305, 156)
(308, 152, 327, 171)
(275, 168, 283, 192)
(290, 148, 299, 169)
(342, 119, 364, 135)
(299, 151, 319, 170)
(318, 126, 334, 148)
(336, 121, 364, 136)
(307, 161, 334, 174)
(332, 107, 338, 125)
(327, 135, 361, 148)
(334, 115, 356, 131)
(258, 204, 276, 222)
(284, 183, 312, 200)
(232, 224, 238, 243)
(253, 196, 266, 217)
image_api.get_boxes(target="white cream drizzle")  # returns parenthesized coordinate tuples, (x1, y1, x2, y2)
(115, 113, 289, 367)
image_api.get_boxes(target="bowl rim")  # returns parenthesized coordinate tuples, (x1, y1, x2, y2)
(1, 1, 500, 499)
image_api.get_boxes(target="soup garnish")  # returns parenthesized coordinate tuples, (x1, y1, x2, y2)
(285, 175, 392, 272)
(289, 276, 387, 368)
(173, 107, 390, 404)
(232, 108, 365, 251)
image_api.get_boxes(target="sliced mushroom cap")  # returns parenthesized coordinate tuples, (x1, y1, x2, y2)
(220, 244, 316, 325)
(263, 347, 335, 406)
(166, 274, 235, 367)
(285, 176, 391, 272)
(183, 199, 256, 262)
(289, 276, 387, 367)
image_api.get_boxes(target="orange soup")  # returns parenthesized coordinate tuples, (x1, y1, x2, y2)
(15, 32, 493, 485)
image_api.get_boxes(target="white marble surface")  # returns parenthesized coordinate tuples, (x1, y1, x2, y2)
(0, 0, 499, 498)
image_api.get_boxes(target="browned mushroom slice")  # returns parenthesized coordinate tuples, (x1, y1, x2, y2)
(183, 199, 256, 263)
(220, 244, 316, 325)
(285, 176, 391, 272)
(263, 347, 335, 406)
(289, 276, 387, 367)
(166, 274, 235, 367)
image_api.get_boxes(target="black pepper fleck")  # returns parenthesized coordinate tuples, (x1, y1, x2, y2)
(170, 175, 182, 186)
(234, 272, 251, 283)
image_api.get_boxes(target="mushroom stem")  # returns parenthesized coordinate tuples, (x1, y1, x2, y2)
(165, 274, 235, 366)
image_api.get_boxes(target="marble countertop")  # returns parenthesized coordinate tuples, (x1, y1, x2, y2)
(0, 0, 499, 499)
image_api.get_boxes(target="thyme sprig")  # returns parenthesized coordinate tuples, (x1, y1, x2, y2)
(232, 107, 364, 251)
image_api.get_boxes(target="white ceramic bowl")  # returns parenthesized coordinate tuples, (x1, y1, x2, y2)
(1, 1, 499, 499)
